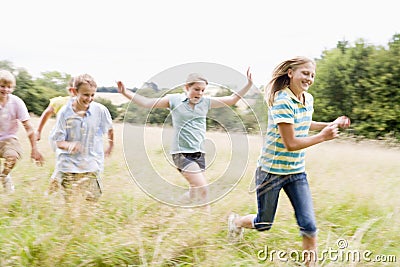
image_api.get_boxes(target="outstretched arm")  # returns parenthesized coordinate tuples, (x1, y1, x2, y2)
(281, 116, 351, 151)
(210, 68, 253, 108)
(310, 116, 351, 131)
(116, 81, 170, 108)
(279, 122, 339, 151)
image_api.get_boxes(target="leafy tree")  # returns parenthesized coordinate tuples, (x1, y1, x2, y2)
(35, 71, 72, 94)
(0, 60, 14, 71)
(13, 69, 49, 115)
(94, 97, 119, 120)
(310, 34, 400, 140)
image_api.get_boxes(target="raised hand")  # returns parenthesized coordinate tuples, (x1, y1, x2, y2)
(246, 67, 253, 86)
(116, 81, 126, 95)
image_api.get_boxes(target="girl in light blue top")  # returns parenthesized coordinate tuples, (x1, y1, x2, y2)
(117, 69, 253, 208)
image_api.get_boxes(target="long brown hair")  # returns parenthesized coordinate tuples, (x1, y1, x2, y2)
(265, 56, 315, 106)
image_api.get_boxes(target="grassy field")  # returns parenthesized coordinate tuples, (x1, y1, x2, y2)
(0, 118, 399, 266)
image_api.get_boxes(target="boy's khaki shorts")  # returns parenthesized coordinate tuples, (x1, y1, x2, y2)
(60, 172, 102, 201)
(0, 138, 23, 159)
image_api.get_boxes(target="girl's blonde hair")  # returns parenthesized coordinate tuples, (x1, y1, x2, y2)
(265, 56, 315, 106)
(0, 70, 16, 87)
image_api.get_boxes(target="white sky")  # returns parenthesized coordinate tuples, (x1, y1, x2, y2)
(2, 0, 398, 88)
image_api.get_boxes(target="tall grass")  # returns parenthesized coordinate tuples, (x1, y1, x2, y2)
(0, 118, 399, 266)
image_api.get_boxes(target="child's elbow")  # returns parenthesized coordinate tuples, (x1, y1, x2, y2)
(285, 146, 297, 151)
(282, 141, 298, 151)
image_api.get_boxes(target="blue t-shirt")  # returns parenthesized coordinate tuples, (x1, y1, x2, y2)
(168, 93, 211, 154)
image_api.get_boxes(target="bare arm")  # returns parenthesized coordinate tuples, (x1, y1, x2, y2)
(279, 116, 351, 151)
(105, 128, 114, 157)
(36, 106, 55, 141)
(22, 120, 45, 166)
(210, 68, 253, 108)
(56, 140, 82, 154)
(310, 116, 351, 131)
(278, 122, 339, 151)
(310, 121, 329, 131)
(116, 81, 169, 108)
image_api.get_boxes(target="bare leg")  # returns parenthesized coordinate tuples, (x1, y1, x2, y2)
(235, 214, 256, 229)
(181, 163, 209, 210)
(1, 156, 16, 176)
(1, 157, 17, 192)
(303, 235, 317, 266)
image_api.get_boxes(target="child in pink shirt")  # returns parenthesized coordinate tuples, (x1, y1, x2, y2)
(0, 70, 44, 193)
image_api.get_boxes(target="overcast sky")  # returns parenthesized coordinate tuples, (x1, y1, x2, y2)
(2, 0, 398, 88)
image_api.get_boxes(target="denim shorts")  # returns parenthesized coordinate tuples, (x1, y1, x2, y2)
(172, 152, 206, 172)
(253, 167, 317, 237)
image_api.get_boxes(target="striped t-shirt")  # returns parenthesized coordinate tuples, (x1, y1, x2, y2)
(258, 87, 314, 174)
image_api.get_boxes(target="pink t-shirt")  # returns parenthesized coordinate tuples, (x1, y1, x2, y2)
(0, 94, 30, 141)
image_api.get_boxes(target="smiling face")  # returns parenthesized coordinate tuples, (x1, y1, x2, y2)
(73, 83, 96, 112)
(0, 81, 13, 101)
(287, 62, 316, 96)
(184, 81, 207, 105)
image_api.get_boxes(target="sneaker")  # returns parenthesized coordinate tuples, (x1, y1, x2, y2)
(1, 174, 15, 193)
(228, 212, 244, 241)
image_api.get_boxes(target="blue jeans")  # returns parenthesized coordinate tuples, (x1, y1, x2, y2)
(253, 167, 317, 237)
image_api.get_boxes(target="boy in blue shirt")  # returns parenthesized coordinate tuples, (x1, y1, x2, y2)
(50, 74, 114, 202)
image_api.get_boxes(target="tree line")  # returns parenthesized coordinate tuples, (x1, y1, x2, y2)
(1, 33, 399, 140)
(309, 33, 400, 140)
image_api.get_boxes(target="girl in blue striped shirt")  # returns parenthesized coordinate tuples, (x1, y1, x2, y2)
(229, 57, 350, 265)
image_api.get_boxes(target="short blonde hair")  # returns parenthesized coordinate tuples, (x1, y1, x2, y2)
(73, 74, 97, 90)
(0, 70, 16, 87)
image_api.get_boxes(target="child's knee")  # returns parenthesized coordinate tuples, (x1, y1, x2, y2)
(4, 156, 17, 170)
